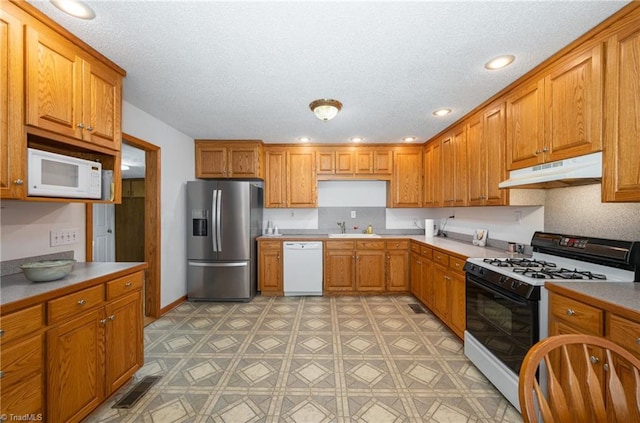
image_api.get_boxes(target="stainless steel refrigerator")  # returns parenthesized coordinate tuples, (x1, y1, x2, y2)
(187, 180, 263, 301)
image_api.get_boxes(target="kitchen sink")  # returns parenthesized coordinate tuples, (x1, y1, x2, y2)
(328, 234, 382, 238)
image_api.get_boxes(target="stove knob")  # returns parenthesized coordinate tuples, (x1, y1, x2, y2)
(498, 276, 507, 284)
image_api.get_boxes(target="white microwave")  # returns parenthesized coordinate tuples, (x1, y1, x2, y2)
(28, 148, 102, 199)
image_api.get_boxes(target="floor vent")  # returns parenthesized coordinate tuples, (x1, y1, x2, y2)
(408, 303, 425, 314)
(112, 375, 161, 409)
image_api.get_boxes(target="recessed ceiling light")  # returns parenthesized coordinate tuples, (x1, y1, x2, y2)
(298, 137, 311, 143)
(485, 55, 515, 70)
(351, 137, 364, 143)
(403, 137, 416, 142)
(432, 108, 452, 117)
(50, 0, 96, 19)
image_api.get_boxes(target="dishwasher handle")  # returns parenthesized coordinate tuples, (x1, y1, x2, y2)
(284, 242, 323, 250)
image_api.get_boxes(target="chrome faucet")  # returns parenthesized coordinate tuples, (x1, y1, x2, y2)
(337, 221, 346, 234)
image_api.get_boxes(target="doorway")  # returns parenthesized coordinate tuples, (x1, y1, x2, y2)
(86, 133, 161, 323)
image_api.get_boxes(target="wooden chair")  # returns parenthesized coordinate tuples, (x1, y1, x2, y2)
(518, 334, 640, 423)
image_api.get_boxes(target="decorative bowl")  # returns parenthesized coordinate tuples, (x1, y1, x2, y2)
(20, 260, 76, 282)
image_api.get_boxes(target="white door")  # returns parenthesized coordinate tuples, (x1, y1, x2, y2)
(93, 204, 115, 261)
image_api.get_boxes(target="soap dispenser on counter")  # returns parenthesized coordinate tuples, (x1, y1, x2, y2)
(366, 224, 373, 234)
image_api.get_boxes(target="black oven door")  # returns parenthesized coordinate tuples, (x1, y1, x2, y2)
(465, 273, 539, 375)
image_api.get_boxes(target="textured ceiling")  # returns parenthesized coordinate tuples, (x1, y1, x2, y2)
(28, 0, 628, 145)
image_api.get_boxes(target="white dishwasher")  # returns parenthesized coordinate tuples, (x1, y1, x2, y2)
(283, 242, 323, 296)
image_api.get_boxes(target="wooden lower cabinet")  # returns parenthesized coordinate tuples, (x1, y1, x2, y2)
(0, 269, 144, 423)
(355, 241, 386, 292)
(413, 243, 467, 339)
(386, 240, 410, 292)
(258, 240, 283, 295)
(548, 286, 640, 421)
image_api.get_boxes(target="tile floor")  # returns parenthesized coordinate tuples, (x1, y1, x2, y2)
(86, 295, 523, 422)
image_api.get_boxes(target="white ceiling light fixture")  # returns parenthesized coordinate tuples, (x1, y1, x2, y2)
(298, 137, 311, 143)
(309, 99, 343, 121)
(403, 137, 416, 142)
(432, 108, 452, 117)
(351, 137, 364, 143)
(485, 55, 515, 70)
(50, 0, 96, 20)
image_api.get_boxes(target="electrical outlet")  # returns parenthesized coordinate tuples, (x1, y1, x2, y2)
(351, 210, 356, 218)
(50, 228, 79, 246)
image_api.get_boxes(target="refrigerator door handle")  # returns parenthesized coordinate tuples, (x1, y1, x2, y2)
(216, 189, 222, 252)
(188, 261, 248, 267)
(211, 189, 218, 252)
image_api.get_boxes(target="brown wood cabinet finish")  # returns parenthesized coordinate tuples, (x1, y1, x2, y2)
(423, 140, 442, 208)
(258, 240, 283, 295)
(264, 147, 316, 208)
(603, 13, 640, 202)
(194, 140, 263, 178)
(389, 148, 423, 207)
(0, 7, 25, 200)
(264, 149, 287, 207)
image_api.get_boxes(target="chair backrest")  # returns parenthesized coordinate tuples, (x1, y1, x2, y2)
(518, 333, 640, 423)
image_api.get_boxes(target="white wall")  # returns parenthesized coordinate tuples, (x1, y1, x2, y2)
(0, 201, 86, 261)
(122, 101, 194, 308)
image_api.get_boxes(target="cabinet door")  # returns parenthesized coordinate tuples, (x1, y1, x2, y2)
(0, 8, 25, 199)
(466, 113, 485, 206)
(441, 134, 455, 205)
(264, 150, 287, 207)
(324, 249, 354, 292)
(431, 264, 448, 321)
(506, 80, 545, 170)
(105, 291, 142, 396)
(373, 149, 393, 175)
(390, 148, 422, 207)
(544, 44, 603, 162)
(287, 150, 316, 207)
(421, 257, 433, 308)
(316, 150, 335, 174)
(47, 308, 105, 423)
(228, 147, 260, 178)
(25, 26, 83, 140)
(603, 17, 640, 202)
(483, 103, 508, 205)
(423, 140, 442, 207)
(336, 150, 355, 174)
(258, 243, 282, 293)
(387, 250, 409, 292)
(448, 271, 466, 338)
(195, 143, 227, 178)
(453, 125, 467, 206)
(410, 252, 422, 299)
(355, 250, 385, 292)
(354, 151, 373, 174)
(84, 58, 122, 150)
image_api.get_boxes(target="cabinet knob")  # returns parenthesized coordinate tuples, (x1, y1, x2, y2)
(565, 308, 575, 316)
(125, 281, 132, 287)
(535, 149, 541, 155)
(78, 299, 87, 306)
(13, 179, 24, 185)
(0, 329, 4, 337)
(108, 315, 115, 321)
(590, 355, 600, 364)
(77, 123, 85, 129)
(636, 338, 640, 346)
(86, 126, 94, 131)
(100, 319, 107, 325)
(542, 147, 549, 152)
(0, 370, 4, 378)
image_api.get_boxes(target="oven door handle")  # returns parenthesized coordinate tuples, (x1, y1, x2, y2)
(466, 275, 533, 306)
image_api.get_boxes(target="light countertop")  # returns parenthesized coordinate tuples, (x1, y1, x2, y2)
(1, 262, 147, 310)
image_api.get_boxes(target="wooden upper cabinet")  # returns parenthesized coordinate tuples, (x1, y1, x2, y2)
(355, 149, 392, 175)
(507, 44, 603, 170)
(316, 148, 355, 176)
(287, 149, 317, 207)
(423, 139, 442, 208)
(468, 103, 508, 206)
(544, 44, 603, 162)
(389, 147, 422, 207)
(0, 8, 25, 200)
(452, 125, 467, 207)
(194, 140, 263, 178)
(441, 134, 454, 204)
(603, 13, 640, 202)
(25, 26, 122, 151)
(506, 79, 545, 170)
(264, 148, 287, 207)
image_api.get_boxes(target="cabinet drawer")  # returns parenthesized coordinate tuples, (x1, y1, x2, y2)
(0, 372, 42, 418)
(260, 240, 282, 250)
(607, 314, 640, 360)
(432, 252, 449, 267)
(420, 247, 433, 259)
(356, 240, 385, 250)
(48, 285, 104, 324)
(410, 242, 421, 254)
(325, 240, 355, 250)
(386, 240, 409, 250)
(0, 334, 42, 388)
(449, 256, 467, 274)
(107, 271, 144, 301)
(550, 294, 603, 335)
(0, 304, 44, 346)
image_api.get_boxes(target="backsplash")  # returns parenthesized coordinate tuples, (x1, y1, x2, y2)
(1, 250, 74, 277)
(319, 207, 385, 234)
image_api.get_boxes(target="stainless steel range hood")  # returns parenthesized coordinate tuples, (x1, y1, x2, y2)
(498, 152, 602, 189)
